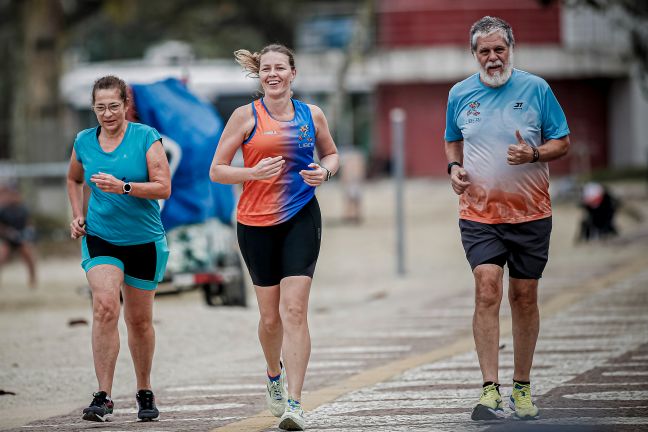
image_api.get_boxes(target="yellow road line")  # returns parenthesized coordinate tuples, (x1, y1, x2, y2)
(212, 256, 648, 432)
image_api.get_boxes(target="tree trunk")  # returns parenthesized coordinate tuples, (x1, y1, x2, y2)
(12, 0, 64, 165)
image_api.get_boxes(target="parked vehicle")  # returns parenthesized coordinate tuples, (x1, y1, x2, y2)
(130, 78, 246, 306)
(158, 219, 246, 306)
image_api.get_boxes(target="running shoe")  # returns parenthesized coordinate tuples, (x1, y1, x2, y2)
(279, 398, 305, 431)
(136, 389, 160, 421)
(82, 391, 114, 422)
(509, 382, 539, 420)
(471, 383, 506, 420)
(266, 363, 288, 417)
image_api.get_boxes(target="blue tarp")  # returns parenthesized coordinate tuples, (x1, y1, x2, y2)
(131, 78, 234, 229)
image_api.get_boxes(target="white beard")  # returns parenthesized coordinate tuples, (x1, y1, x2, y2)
(479, 53, 514, 88)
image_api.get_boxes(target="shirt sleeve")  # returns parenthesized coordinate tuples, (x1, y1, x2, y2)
(541, 85, 570, 141)
(73, 134, 82, 163)
(444, 90, 463, 142)
(145, 127, 163, 152)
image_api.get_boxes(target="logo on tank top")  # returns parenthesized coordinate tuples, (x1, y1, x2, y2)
(513, 102, 524, 110)
(466, 101, 481, 124)
(298, 124, 314, 148)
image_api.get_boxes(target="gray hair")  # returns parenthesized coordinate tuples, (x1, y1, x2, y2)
(470, 16, 515, 53)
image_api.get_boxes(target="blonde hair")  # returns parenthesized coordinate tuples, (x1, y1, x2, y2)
(234, 44, 296, 77)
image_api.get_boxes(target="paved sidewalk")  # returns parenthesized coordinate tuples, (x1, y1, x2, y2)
(3, 180, 648, 431)
(293, 262, 648, 432)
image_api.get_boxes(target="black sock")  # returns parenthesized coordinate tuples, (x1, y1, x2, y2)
(513, 380, 530, 385)
(483, 381, 499, 388)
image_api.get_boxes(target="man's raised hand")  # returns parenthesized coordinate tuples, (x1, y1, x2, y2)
(507, 130, 535, 165)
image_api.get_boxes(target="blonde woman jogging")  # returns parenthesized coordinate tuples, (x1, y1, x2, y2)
(210, 44, 338, 431)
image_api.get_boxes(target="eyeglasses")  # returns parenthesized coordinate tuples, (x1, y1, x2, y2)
(92, 103, 123, 115)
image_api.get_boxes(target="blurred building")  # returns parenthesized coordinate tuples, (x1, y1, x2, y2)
(370, 0, 647, 176)
(60, 0, 648, 179)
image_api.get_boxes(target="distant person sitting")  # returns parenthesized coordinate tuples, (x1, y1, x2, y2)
(0, 184, 37, 288)
(578, 182, 618, 242)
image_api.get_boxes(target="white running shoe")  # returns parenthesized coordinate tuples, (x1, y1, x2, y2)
(266, 364, 288, 417)
(279, 398, 305, 431)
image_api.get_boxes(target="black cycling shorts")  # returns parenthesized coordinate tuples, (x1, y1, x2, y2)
(81, 234, 169, 290)
(237, 197, 322, 287)
(459, 217, 552, 280)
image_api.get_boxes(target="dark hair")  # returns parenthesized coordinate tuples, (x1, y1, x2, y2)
(234, 44, 296, 77)
(470, 16, 515, 53)
(91, 75, 128, 104)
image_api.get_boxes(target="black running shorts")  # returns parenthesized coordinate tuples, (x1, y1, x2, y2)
(237, 197, 322, 287)
(459, 217, 552, 280)
(81, 234, 169, 290)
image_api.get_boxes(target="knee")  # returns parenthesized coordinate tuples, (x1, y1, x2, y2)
(280, 303, 307, 328)
(509, 287, 537, 310)
(124, 314, 153, 333)
(93, 298, 120, 325)
(474, 280, 501, 310)
(259, 313, 282, 334)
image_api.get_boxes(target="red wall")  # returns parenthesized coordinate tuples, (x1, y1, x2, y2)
(375, 79, 609, 177)
(377, 0, 561, 47)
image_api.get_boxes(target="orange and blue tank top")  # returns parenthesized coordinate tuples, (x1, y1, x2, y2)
(237, 98, 316, 226)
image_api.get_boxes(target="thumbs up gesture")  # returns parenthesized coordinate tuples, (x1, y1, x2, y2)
(507, 130, 537, 165)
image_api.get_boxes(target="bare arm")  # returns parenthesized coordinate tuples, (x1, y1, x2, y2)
(89, 140, 171, 199)
(210, 105, 284, 184)
(445, 139, 470, 195)
(300, 104, 339, 186)
(66, 150, 86, 239)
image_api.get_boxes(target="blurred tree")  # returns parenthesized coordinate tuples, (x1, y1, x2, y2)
(66, 0, 310, 61)
(0, 0, 358, 167)
(0, 0, 19, 159)
(0, 0, 105, 164)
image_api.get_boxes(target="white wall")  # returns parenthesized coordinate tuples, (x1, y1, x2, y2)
(609, 69, 648, 168)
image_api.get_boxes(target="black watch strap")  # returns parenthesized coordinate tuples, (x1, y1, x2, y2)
(447, 161, 462, 175)
(322, 166, 332, 181)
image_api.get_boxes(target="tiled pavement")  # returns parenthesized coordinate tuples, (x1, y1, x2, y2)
(13, 259, 648, 432)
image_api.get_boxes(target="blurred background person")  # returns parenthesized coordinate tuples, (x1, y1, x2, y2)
(577, 182, 619, 242)
(66, 75, 171, 423)
(210, 44, 339, 431)
(0, 183, 37, 288)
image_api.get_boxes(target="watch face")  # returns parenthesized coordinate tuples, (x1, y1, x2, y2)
(123, 183, 131, 193)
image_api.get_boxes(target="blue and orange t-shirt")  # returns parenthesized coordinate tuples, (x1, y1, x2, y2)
(444, 69, 570, 224)
(237, 98, 316, 226)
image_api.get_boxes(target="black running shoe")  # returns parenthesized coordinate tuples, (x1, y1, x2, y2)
(136, 389, 160, 421)
(82, 391, 114, 422)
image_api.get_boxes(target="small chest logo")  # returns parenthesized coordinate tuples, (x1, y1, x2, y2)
(513, 102, 524, 110)
(467, 101, 481, 117)
(298, 124, 314, 148)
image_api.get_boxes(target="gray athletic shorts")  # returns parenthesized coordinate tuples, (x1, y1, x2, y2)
(459, 217, 552, 280)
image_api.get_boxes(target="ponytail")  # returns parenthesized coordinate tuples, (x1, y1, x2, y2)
(234, 49, 261, 77)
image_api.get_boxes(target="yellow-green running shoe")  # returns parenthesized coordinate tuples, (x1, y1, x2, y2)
(471, 383, 506, 420)
(509, 382, 540, 420)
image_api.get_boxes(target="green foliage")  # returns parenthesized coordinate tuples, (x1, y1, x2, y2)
(65, 0, 315, 61)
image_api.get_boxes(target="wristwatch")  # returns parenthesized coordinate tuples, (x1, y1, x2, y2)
(447, 161, 462, 175)
(122, 182, 132, 195)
